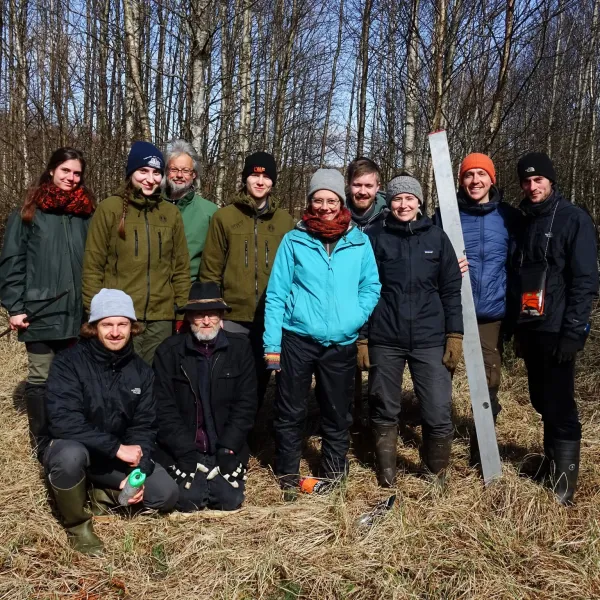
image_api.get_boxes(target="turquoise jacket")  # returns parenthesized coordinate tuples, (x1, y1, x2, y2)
(263, 222, 381, 353)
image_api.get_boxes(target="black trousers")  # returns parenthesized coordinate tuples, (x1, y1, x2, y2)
(521, 332, 581, 441)
(43, 439, 179, 511)
(368, 344, 453, 438)
(274, 331, 355, 484)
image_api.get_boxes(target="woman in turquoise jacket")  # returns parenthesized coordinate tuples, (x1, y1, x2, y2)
(264, 169, 380, 497)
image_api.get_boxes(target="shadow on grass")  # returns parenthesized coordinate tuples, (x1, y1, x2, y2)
(12, 379, 26, 413)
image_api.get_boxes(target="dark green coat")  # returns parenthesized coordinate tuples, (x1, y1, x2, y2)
(0, 209, 91, 342)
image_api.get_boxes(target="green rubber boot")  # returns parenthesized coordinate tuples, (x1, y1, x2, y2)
(51, 478, 104, 555)
(89, 486, 120, 516)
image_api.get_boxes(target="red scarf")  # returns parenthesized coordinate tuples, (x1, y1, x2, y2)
(35, 183, 95, 217)
(302, 207, 352, 242)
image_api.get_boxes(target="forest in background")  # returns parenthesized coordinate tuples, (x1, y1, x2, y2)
(0, 0, 599, 220)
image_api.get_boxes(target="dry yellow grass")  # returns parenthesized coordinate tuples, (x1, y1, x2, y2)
(1, 311, 599, 599)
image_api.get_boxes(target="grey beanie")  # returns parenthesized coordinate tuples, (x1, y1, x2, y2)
(307, 168, 346, 203)
(89, 288, 137, 323)
(386, 176, 423, 206)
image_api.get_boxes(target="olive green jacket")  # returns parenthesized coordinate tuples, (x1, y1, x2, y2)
(82, 188, 190, 321)
(199, 194, 295, 323)
(0, 209, 91, 342)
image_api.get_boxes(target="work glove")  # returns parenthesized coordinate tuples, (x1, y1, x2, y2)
(442, 333, 463, 373)
(554, 336, 583, 364)
(264, 352, 281, 371)
(356, 339, 370, 371)
(168, 462, 209, 490)
(207, 447, 247, 488)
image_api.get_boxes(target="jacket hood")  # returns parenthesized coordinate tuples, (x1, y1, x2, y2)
(384, 213, 433, 235)
(457, 185, 503, 215)
(231, 192, 280, 215)
(519, 188, 562, 217)
(114, 183, 163, 211)
(346, 190, 387, 225)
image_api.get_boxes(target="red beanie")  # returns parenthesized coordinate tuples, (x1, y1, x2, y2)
(459, 153, 496, 184)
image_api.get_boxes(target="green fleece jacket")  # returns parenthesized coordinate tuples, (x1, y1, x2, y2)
(174, 189, 218, 280)
(199, 194, 295, 323)
(82, 187, 190, 321)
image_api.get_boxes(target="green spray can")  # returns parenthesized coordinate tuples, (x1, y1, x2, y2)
(118, 468, 146, 506)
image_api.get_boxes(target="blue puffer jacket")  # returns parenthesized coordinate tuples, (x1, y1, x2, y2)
(436, 187, 520, 321)
(263, 221, 381, 353)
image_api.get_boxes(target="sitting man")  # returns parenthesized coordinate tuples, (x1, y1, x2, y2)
(153, 281, 258, 512)
(44, 288, 179, 555)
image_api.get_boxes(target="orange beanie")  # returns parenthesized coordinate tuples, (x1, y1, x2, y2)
(459, 153, 496, 184)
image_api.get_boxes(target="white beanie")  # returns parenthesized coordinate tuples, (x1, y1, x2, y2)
(89, 288, 137, 323)
(307, 168, 346, 203)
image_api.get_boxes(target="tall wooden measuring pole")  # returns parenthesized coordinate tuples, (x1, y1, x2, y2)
(429, 130, 502, 485)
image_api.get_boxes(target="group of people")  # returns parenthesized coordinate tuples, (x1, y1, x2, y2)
(0, 139, 596, 556)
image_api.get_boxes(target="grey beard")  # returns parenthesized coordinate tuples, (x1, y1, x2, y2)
(166, 179, 194, 200)
(192, 327, 219, 342)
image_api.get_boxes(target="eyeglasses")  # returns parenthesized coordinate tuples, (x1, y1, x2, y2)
(190, 313, 221, 322)
(312, 198, 341, 208)
(168, 167, 195, 176)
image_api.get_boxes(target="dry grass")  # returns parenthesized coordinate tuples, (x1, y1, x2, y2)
(1, 312, 600, 599)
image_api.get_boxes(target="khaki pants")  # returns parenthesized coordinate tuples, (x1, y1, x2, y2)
(26, 340, 74, 385)
(477, 320, 502, 415)
(133, 321, 173, 365)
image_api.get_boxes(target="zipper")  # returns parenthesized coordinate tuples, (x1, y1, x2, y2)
(254, 217, 259, 306)
(265, 240, 269, 268)
(158, 231, 162, 260)
(210, 354, 221, 401)
(478, 216, 484, 305)
(134, 229, 139, 257)
(181, 365, 200, 435)
(244, 240, 248, 267)
(143, 209, 151, 321)
(408, 238, 413, 351)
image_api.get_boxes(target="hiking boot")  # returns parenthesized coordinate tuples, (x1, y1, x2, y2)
(89, 486, 120, 516)
(372, 424, 398, 487)
(24, 383, 50, 460)
(550, 439, 580, 506)
(422, 434, 453, 479)
(51, 478, 104, 555)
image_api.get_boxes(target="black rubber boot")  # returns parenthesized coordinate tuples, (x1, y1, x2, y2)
(550, 439, 580, 506)
(422, 434, 453, 476)
(51, 478, 104, 555)
(24, 383, 50, 460)
(372, 424, 397, 487)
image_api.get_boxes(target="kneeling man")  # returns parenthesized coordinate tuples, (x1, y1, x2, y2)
(153, 282, 258, 511)
(44, 289, 179, 555)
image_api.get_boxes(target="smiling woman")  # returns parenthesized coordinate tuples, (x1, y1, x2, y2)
(82, 141, 191, 364)
(0, 147, 95, 460)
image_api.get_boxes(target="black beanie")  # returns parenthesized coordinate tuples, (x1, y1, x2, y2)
(517, 152, 556, 183)
(242, 151, 277, 186)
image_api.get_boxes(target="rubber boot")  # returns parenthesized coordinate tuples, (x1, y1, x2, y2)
(422, 434, 453, 478)
(89, 486, 120, 516)
(550, 439, 580, 506)
(372, 424, 398, 487)
(24, 383, 50, 460)
(51, 478, 104, 555)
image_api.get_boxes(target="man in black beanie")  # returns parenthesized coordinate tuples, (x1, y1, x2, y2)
(200, 152, 294, 417)
(513, 151, 598, 505)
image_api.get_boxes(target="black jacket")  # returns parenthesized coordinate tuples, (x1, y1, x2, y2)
(0, 209, 90, 342)
(515, 190, 599, 343)
(153, 330, 258, 469)
(46, 338, 156, 474)
(367, 214, 463, 349)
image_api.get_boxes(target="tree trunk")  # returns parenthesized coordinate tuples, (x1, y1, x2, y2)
(356, 0, 374, 157)
(403, 0, 420, 173)
(237, 0, 252, 174)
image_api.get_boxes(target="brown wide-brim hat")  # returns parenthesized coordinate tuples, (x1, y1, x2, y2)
(181, 282, 232, 313)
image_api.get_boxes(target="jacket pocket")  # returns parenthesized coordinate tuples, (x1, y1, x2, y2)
(244, 240, 249, 268)
(134, 229, 139, 257)
(265, 241, 269, 269)
(158, 232, 163, 260)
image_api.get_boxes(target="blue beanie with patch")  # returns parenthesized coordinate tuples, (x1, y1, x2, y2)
(126, 141, 165, 179)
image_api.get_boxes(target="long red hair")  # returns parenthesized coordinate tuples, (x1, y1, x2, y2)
(21, 147, 95, 223)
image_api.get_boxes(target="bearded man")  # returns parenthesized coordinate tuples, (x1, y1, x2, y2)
(153, 282, 258, 511)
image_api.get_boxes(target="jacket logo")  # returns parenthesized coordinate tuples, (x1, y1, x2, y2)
(525, 167, 535, 173)
(424, 250, 433, 254)
(268, 224, 275, 232)
(253, 166, 266, 174)
(145, 156, 163, 169)
(159, 215, 167, 223)
(232, 219, 244, 230)
(131, 388, 141, 395)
